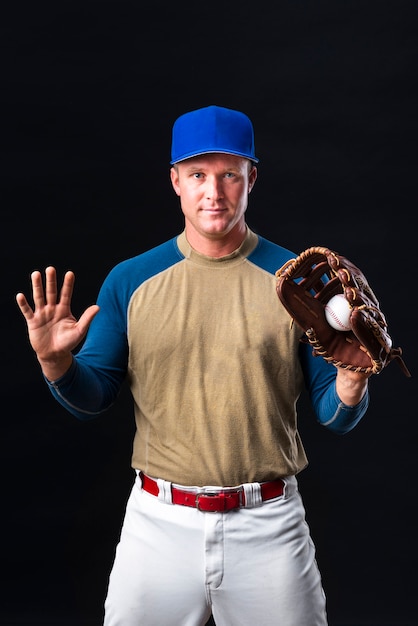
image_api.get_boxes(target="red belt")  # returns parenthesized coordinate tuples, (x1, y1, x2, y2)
(139, 472, 285, 512)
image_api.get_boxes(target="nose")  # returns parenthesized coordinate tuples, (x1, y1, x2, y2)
(205, 176, 223, 200)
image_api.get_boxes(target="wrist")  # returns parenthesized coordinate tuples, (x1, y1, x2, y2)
(335, 368, 370, 406)
(38, 353, 73, 382)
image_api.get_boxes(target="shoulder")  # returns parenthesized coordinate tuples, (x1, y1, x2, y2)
(97, 235, 184, 304)
(247, 232, 296, 275)
(109, 236, 183, 281)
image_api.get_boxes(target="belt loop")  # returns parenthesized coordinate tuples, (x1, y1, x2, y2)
(242, 482, 263, 508)
(157, 478, 173, 504)
(281, 476, 290, 499)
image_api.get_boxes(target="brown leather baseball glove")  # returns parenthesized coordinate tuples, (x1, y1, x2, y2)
(275, 246, 411, 377)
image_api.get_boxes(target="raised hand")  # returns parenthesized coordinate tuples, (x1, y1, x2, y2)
(16, 266, 100, 380)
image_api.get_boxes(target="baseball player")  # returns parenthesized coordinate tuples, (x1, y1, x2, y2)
(16, 105, 372, 625)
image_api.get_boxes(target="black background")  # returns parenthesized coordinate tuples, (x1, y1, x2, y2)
(2, 1, 417, 625)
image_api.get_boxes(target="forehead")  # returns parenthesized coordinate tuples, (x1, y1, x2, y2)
(177, 153, 250, 171)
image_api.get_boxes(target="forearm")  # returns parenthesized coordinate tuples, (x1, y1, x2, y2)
(318, 383, 370, 434)
(315, 369, 370, 434)
(45, 357, 125, 419)
(301, 345, 370, 434)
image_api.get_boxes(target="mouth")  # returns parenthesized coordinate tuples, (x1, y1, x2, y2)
(201, 206, 227, 213)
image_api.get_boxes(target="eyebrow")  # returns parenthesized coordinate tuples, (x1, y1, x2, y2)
(182, 163, 242, 174)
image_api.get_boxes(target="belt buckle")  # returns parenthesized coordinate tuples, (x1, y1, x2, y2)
(195, 486, 243, 512)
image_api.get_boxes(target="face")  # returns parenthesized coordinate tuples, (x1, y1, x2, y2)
(170, 153, 257, 242)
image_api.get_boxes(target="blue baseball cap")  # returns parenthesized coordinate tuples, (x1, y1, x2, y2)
(170, 105, 259, 165)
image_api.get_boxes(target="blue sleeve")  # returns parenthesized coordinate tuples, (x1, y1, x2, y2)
(45, 355, 125, 419)
(299, 342, 369, 434)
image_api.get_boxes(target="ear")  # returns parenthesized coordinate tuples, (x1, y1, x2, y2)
(170, 167, 181, 196)
(248, 165, 257, 193)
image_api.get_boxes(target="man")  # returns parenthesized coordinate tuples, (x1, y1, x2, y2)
(16, 105, 370, 625)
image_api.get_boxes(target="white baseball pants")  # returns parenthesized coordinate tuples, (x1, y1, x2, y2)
(103, 472, 327, 625)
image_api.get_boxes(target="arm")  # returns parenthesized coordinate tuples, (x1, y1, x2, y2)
(17, 265, 130, 419)
(299, 342, 370, 434)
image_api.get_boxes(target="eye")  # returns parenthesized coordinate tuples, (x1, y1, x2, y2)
(224, 172, 235, 179)
(193, 172, 203, 179)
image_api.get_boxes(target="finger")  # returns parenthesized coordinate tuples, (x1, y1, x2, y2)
(58, 270, 75, 307)
(15, 292, 34, 320)
(45, 266, 58, 305)
(31, 270, 47, 309)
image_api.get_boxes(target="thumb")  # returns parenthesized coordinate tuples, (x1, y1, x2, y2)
(77, 304, 100, 335)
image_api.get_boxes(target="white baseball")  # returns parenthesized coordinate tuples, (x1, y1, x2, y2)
(324, 294, 352, 332)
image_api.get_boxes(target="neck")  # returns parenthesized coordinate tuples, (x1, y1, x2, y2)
(184, 223, 248, 258)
